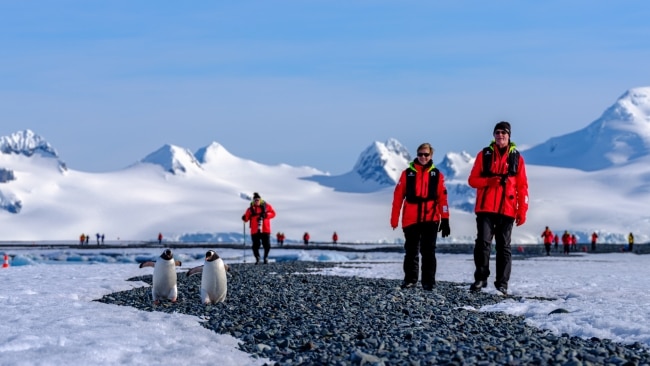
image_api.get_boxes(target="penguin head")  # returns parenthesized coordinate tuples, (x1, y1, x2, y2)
(205, 250, 220, 262)
(161, 249, 173, 261)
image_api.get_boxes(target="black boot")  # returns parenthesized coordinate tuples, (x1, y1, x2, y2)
(469, 280, 487, 292)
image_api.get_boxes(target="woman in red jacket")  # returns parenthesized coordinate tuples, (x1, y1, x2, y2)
(391, 142, 450, 291)
(467, 122, 528, 295)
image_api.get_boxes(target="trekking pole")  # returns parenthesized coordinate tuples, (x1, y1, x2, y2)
(243, 222, 247, 263)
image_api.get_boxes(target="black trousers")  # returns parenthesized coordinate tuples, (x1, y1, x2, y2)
(544, 244, 551, 255)
(473, 213, 514, 289)
(251, 233, 271, 260)
(402, 222, 438, 286)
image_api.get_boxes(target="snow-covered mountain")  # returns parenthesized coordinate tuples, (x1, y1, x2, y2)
(0, 129, 66, 172)
(525, 87, 650, 171)
(304, 138, 410, 193)
(139, 144, 203, 175)
(2, 87, 650, 244)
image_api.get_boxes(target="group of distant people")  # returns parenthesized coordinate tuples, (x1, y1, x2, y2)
(542, 227, 636, 254)
(77, 232, 166, 246)
(79, 233, 105, 245)
(273, 231, 337, 247)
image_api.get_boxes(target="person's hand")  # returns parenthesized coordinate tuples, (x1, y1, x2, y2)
(516, 213, 526, 226)
(439, 218, 450, 237)
(241, 215, 246, 221)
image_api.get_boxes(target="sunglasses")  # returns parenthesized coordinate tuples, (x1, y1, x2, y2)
(417, 152, 430, 157)
(494, 130, 509, 135)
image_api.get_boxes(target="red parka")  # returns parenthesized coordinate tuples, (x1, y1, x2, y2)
(391, 160, 449, 229)
(242, 200, 276, 234)
(468, 142, 528, 220)
(541, 229, 554, 244)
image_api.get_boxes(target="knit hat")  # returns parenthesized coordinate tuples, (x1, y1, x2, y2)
(494, 121, 511, 135)
(253, 192, 261, 200)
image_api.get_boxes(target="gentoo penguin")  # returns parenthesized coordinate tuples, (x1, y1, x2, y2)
(186, 250, 228, 304)
(139, 249, 182, 305)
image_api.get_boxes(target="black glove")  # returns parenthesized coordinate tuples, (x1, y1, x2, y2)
(241, 215, 246, 221)
(439, 218, 450, 238)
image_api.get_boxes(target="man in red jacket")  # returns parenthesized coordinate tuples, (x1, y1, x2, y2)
(541, 226, 554, 256)
(242, 192, 276, 264)
(468, 122, 528, 295)
(591, 232, 598, 252)
(391, 142, 451, 291)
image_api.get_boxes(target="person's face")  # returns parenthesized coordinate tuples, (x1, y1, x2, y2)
(416, 149, 432, 164)
(494, 129, 509, 148)
(253, 198, 261, 205)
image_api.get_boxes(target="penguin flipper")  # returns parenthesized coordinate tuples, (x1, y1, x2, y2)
(186, 265, 204, 277)
(139, 261, 155, 268)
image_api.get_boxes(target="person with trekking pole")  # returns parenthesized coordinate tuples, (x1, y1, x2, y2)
(242, 192, 276, 264)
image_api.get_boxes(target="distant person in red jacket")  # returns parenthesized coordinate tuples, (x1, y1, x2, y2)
(242, 192, 277, 264)
(158, 232, 163, 244)
(541, 226, 553, 256)
(591, 232, 598, 252)
(303, 232, 310, 245)
(276, 232, 283, 246)
(332, 231, 338, 244)
(553, 234, 559, 252)
(571, 234, 577, 251)
(561, 231, 571, 255)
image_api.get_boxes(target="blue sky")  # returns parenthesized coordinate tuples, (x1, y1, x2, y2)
(1, 1, 649, 174)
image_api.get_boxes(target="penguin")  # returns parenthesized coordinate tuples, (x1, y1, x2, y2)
(186, 250, 228, 304)
(139, 249, 182, 305)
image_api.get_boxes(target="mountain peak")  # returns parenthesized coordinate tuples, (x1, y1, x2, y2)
(437, 151, 474, 180)
(140, 144, 203, 174)
(352, 138, 411, 185)
(525, 87, 650, 170)
(0, 129, 59, 159)
(302, 138, 411, 193)
(194, 142, 236, 165)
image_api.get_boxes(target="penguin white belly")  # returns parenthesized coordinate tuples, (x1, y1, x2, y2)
(152, 259, 178, 301)
(201, 258, 227, 304)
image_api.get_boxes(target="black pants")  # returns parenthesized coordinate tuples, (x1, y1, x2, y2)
(544, 244, 551, 255)
(402, 222, 438, 287)
(252, 233, 271, 261)
(473, 213, 514, 289)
